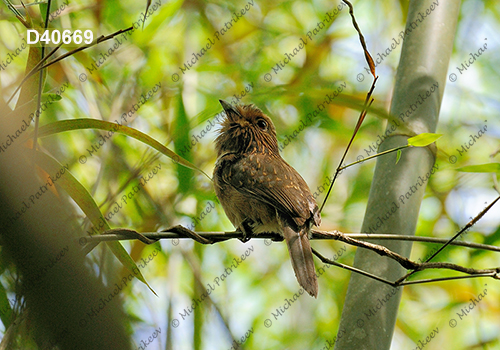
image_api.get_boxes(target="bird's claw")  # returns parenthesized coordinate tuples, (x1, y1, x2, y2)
(238, 231, 251, 243)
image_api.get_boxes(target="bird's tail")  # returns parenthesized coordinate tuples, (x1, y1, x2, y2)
(282, 226, 318, 298)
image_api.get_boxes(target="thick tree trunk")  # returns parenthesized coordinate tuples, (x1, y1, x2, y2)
(335, 1, 461, 349)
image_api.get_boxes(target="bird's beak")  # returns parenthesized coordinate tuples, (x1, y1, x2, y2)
(219, 99, 241, 122)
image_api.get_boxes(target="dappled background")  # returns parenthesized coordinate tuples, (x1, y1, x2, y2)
(1, 0, 500, 349)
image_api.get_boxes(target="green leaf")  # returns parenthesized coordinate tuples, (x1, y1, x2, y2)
(33, 118, 211, 179)
(456, 163, 500, 173)
(396, 149, 402, 164)
(0, 282, 13, 328)
(42, 93, 62, 102)
(407, 133, 443, 147)
(34, 150, 156, 294)
(173, 94, 194, 194)
(39, 1, 49, 25)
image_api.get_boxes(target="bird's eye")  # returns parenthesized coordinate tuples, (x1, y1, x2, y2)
(256, 119, 267, 130)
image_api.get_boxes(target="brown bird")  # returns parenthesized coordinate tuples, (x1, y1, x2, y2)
(213, 100, 321, 297)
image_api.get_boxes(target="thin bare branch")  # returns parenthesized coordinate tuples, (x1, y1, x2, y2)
(338, 233, 500, 253)
(312, 248, 397, 287)
(338, 145, 409, 171)
(32, 0, 53, 161)
(396, 194, 500, 283)
(425, 194, 500, 262)
(7, 27, 133, 105)
(314, 248, 499, 287)
(398, 273, 498, 286)
(319, 0, 378, 213)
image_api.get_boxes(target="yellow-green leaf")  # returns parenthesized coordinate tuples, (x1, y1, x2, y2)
(0, 283, 13, 328)
(456, 163, 500, 173)
(33, 118, 211, 179)
(34, 150, 156, 294)
(42, 93, 62, 102)
(408, 133, 443, 147)
(396, 149, 402, 164)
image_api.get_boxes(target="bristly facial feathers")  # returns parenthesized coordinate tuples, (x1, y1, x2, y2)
(215, 100, 279, 157)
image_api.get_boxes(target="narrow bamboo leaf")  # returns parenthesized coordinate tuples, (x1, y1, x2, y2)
(42, 93, 62, 102)
(396, 149, 402, 164)
(174, 94, 193, 194)
(456, 163, 500, 173)
(407, 133, 442, 147)
(34, 150, 156, 293)
(34, 118, 211, 179)
(39, 1, 49, 24)
(342, 0, 376, 77)
(16, 39, 45, 110)
(0, 283, 13, 328)
(142, 0, 152, 29)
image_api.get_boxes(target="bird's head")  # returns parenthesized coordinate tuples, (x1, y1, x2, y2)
(215, 100, 279, 157)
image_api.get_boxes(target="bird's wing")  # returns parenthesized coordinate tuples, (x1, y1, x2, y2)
(218, 152, 320, 227)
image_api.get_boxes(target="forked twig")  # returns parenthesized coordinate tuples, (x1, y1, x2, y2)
(7, 27, 133, 105)
(312, 248, 499, 287)
(394, 194, 500, 284)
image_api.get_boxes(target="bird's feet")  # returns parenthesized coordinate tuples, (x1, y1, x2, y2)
(238, 221, 253, 243)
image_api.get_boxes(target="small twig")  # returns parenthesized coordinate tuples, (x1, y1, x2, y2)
(408, 262, 498, 277)
(312, 231, 499, 280)
(318, 229, 417, 269)
(37, 27, 133, 71)
(398, 273, 498, 286)
(338, 144, 409, 171)
(313, 244, 500, 287)
(425, 194, 500, 263)
(142, 0, 152, 30)
(319, 77, 378, 213)
(312, 248, 397, 287)
(336, 233, 500, 253)
(319, 0, 378, 213)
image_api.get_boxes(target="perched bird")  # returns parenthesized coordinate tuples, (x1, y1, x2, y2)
(213, 100, 321, 297)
